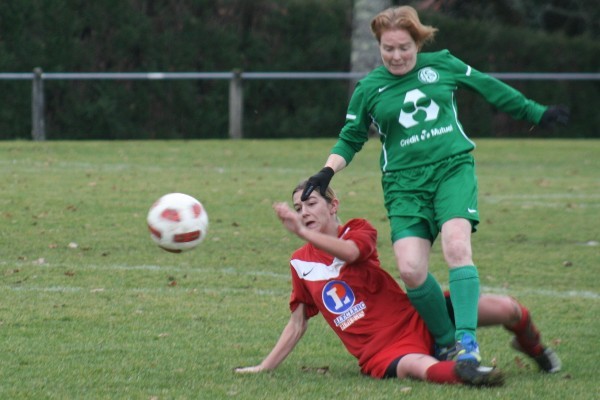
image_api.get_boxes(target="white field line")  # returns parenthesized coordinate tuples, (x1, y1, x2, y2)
(2, 283, 597, 300)
(0, 262, 291, 279)
(3, 285, 287, 297)
(484, 193, 600, 201)
(0, 264, 598, 300)
(481, 193, 600, 208)
(478, 285, 599, 300)
(0, 159, 313, 175)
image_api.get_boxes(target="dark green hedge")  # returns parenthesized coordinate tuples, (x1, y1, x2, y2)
(0, 1, 597, 140)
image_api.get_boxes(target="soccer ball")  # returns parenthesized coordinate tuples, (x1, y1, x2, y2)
(147, 193, 209, 253)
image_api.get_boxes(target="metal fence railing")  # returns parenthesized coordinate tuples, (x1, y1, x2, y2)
(1, 69, 599, 140)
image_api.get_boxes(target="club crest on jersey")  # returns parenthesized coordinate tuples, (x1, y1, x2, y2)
(418, 67, 439, 84)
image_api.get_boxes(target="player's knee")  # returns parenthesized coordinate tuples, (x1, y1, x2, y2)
(503, 297, 523, 327)
(443, 250, 473, 267)
(441, 222, 473, 266)
(484, 295, 521, 326)
(398, 264, 427, 288)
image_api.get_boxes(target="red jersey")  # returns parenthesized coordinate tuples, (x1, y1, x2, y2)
(288, 218, 434, 378)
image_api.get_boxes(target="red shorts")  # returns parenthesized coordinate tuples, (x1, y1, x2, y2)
(359, 309, 434, 378)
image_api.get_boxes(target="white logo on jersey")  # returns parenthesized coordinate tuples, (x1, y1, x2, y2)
(399, 89, 440, 128)
(291, 258, 345, 281)
(418, 67, 439, 83)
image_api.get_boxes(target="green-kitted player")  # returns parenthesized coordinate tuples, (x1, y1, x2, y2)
(301, 5, 569, 382)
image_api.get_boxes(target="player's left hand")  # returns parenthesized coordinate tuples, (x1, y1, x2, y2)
(234, 365, 264, 374)
(539, 105, 570, 128)
(301, 167, 334, 201)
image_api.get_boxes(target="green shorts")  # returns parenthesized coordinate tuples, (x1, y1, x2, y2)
(382, 152, 479, 243)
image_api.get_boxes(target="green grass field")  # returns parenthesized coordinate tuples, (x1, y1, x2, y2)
(1, 139, 598, 399)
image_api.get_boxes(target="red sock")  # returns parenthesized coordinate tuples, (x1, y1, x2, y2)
(505, 303, 544, 356)
(425, 361, 462, 384)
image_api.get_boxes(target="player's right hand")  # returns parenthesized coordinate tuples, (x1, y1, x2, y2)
(301, 167, 334, 201)
(273, 202, 303, 235)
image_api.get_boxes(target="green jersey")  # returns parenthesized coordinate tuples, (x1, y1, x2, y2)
(332, 49, 547, 172)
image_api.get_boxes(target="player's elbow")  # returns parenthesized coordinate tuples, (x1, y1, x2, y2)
(339, 246, 361, 264)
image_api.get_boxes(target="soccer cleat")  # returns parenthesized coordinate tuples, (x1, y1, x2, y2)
(453, 333, 500, 385)
(511, 338, 562, 373)
(455, 363, 505, 387)
(455, 333, 482, 365)
(434, 343, 458, 361)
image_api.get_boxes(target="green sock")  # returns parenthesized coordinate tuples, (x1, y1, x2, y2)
(406, 273, 455, 347)
(448, 265, 480, 341)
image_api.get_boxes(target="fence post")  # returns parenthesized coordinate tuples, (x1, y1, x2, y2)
(31, 67, 46, 141)
(228, 69, 243, 139)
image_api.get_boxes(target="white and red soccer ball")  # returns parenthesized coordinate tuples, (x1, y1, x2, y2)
(147, 193, 209, 253)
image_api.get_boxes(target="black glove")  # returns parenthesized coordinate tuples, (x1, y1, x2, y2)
(539, 105, 570, 129)
(300, 167, 334, 201)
